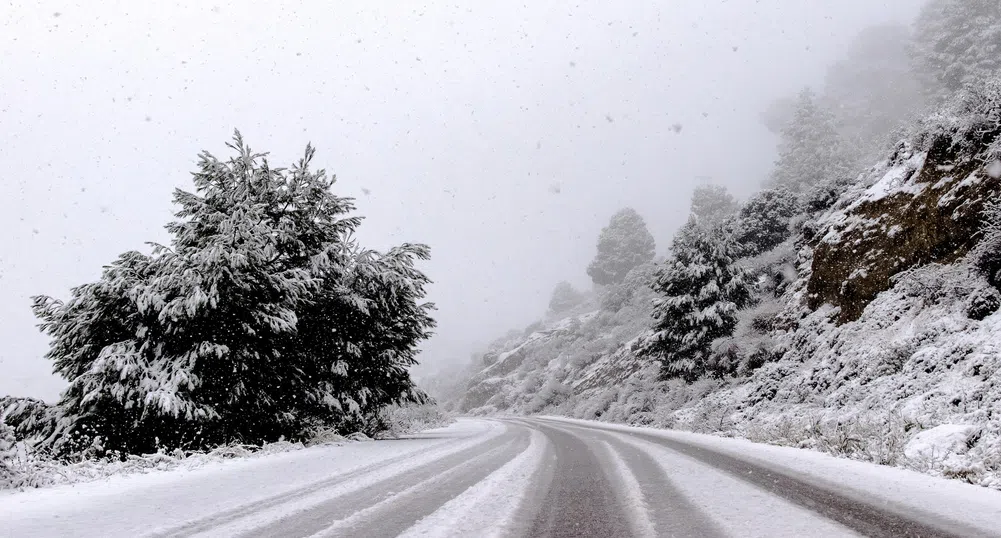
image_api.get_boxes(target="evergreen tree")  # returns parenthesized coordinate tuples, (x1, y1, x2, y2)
(291, 242, 436, 433)
(548, 281, 583, 314)
(760, 96, 798, 136)
(912, 0, 1001, 98)
(645, 219, 752, 382)
(0, 418, 15, 482)
(770, 88, 852, 198)
(32, 132, 435, 455)
(734, 187, 797, 256)
(587, 208, 656, 286)
(690, 184, 738, 225)
(0, 397, 57, 446)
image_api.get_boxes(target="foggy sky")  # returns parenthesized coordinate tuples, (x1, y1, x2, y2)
(0, 1, 923, 400)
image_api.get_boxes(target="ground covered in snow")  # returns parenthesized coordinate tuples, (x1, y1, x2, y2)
(5, 417, 1000, 538)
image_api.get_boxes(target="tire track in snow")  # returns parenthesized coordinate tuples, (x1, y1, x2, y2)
(559, 422, 856, 537)
(520, 420, 633, 538)
(291, 426, 532, 538)
(394, 428, 549, 538)
(529, 419, 724, 538)
(593, 439, 658, 538)
(149, 420, 510, 538)
(538, 418, 982, 538)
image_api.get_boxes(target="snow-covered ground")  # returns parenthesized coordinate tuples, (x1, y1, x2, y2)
(4, 417, 1001, 537)
(1, 420, 508, 537)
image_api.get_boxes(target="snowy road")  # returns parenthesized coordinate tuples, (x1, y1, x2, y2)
(3, 417, 1001, 537)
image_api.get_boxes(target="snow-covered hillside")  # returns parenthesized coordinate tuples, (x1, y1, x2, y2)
(455, 87, 1001, 490)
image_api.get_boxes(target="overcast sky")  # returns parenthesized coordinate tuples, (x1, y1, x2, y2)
(0, 0, 923, 400)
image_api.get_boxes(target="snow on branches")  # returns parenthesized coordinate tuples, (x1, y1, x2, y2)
(31, 132, 435, 456)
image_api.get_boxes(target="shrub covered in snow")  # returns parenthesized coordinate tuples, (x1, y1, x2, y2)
(548, 281, 585, 315)
(378, 403, 454, 436)
(976, 196, 1001, 288)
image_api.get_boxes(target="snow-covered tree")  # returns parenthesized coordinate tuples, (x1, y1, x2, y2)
(824, 24, 927, 164)
(548, 281, 584, 314)
(0, 418, 16, 483)
(734, 187, 797, 256)
(770, 88, 853, 200)
(291, 242, 436, 435)
(760, 96, 799, 136)
(587, 208, 656, 286)
(689, 184, 738, 225)
(912, 0, 1001, 98)
(0, 397, 57, 447)
(32, 132, 435, 455)
(600, 261, 658, 313)
(645, 219, 753, 382)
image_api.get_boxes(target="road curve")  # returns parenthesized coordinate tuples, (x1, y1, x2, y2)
(4, 417, 1001, 538)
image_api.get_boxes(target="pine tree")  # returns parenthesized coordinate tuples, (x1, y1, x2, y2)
(587, 208, 656, 286)
(292, 242, 436, 433)
(32, 132, 435, 455)
(548, 281, 583, 314)
(912, 0, 1001, 98)
(734, 187, 797, 256)
(645, 219, 752, 382)
(690, 184, 738, 225)
(770, 88, 852, 200)
(0, 418, 16, 481)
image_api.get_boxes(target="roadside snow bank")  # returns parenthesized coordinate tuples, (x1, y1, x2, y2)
(904, 424, 978, 460)
(0, 419, 499, 538)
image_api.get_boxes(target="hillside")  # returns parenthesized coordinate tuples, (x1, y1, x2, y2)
(454, 85, 1001, 489)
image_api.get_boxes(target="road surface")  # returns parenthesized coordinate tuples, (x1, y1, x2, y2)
(3, 417, 1001, 537)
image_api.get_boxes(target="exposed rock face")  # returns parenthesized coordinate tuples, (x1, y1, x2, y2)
(808, 136, 1001, 323)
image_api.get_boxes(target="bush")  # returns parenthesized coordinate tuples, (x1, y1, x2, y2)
(548, 281, 584, 314)
(966, 286, 1001, 320)
(0, 397, 57, 444)
(378, 404, 454, 437)
(977, 197, 1001, 288)
(740, 411, 912, 466)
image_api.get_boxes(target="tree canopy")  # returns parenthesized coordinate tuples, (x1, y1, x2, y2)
(645, 219, 752, 382)
(587, 208, 656, 286)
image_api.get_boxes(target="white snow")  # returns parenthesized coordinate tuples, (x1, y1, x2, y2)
(608, 430, 861, 537)
(860, 152, 926, 203)
(541, 417, 1001, 535)
(594, 439, 657, 538)
(986, 159, 1001, 179)
(0, 419, 502, 538)
(864, 163, 911, 201)
(396, 428, 548, 538)
(903, 424, 977, 460)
